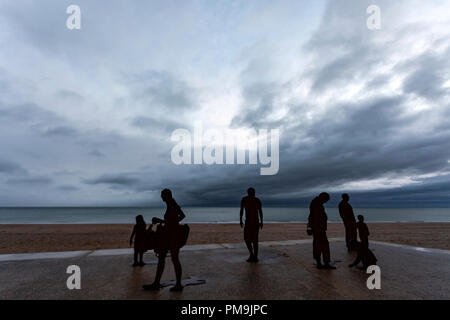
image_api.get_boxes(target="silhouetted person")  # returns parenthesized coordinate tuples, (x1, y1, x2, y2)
(308, 192, 335, 269)
(240, 187, 263, 262)
(338, 193, 357, 251)
(348, 240, 377, 270)
(130, 215, 147, 267)
(356, 214, 370, 248)
(143, 189, 186, 292)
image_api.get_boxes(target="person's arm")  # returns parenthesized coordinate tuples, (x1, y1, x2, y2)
(338, 203, 344, 219)
(152, 217, 164, 224)
(129, 226, 136, 246)
(240, 198, 244, 228)
(308, 205, 313, 229)
(178, 207, 186, 222)
(259, 200, 263, 230)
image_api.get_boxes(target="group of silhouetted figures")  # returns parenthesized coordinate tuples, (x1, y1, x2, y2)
(309, 192, 377, 270)
(129, 188, 377, 292)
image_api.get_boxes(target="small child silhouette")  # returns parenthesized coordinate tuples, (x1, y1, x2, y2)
(356, 214, 370, 248)
(130, 215, 147, 267)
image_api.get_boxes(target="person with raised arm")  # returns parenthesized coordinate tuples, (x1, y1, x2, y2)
(143, 189, 186, 292)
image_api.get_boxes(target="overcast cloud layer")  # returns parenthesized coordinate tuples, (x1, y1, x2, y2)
(0, 0, 449, 207)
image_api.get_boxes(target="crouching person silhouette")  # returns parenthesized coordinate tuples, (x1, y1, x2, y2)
(356, 214, 370, 249)
(348, 240, 377, 270)
(143, 189, 185, 292)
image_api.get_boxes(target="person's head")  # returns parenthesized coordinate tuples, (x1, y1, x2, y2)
(247, 187, 255, 197)
(136, 214, 145, 225)
(357, 214, 364, 222)
(341, 193, 350, 202)
(318, 192, 330, 203)
(161, 188, 173, 202)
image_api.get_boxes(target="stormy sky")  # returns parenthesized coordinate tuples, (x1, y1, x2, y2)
(0, 0, 449, 207)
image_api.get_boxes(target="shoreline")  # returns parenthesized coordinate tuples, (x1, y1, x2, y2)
(1, 222, 449, 254)
(1, 220, 449, 224)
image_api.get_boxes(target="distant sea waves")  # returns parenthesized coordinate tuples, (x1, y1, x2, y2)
(0, 207, 449, 224)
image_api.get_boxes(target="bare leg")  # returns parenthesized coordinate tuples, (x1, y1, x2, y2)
(245, 240, 254, 260)
(143, 253, 166, 291)
(154, 253, 166, 285)
(253, 241, 259, 261)
(171, 249, 182, 287)
(133, 251, 139, 266)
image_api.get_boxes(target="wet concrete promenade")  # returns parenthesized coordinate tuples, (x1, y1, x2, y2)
(0, 238, 448, 299)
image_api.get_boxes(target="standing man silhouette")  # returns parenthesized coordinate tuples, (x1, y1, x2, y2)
(338, 193, 357, 252)
(240, 187, 263, 262)
(308, 192, 336, 269)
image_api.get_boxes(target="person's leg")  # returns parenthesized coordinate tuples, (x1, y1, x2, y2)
(322, 235, 335, 269)
(253, 241, 259, 261)
(143, 252, 166, 290)
(312, 235, 322, 267)
(351, 225, 358, 243)
(154, 253, 166, 284)
(139, 252, 144, 265)
(344, 224, 351, 250)
(170, 249, 183, 291)
(244, 225, 254, 260)
(245, 240, 254, 261)
(349, 224, 357, 250)
(133, 249, 139, 266)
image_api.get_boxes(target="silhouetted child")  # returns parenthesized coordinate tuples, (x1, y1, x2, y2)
(356, 214, 370, 248)
(130, 215, 147, 267)
(348, 240, 377, 270)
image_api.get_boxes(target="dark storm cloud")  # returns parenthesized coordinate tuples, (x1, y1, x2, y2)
(131, 116, 184, 135)
(0, 159, 27, 175)
(84, 174, 142, 187)
(175, 0, 450, 206)
(42, 126, 77, 137)
(88, 149, 105, 158)
(0, 0, 449, 206)
(337, 178, 450, 208)
(126, 70, 198, 112)
(56, 89, 85, 102)
(401, 51, 450, 100)
(79, 1, 450, 207)
(58, 185, 79, 191)
(183, 90, 450, 206)
(230, 81, 286, 128)
(0, 103, 57, 124)
(308, 43, 376, 93)
(6, 177, 52, 185)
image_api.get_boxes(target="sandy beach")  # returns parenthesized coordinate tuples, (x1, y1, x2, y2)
(0, 222, 449, 254)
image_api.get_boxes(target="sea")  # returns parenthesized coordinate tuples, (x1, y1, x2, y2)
(0, 207, 449, 224)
